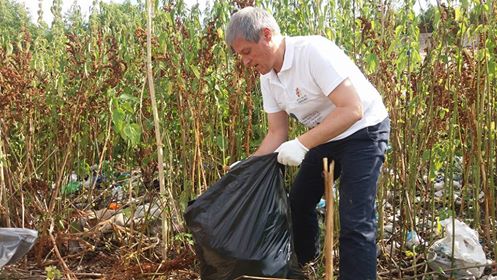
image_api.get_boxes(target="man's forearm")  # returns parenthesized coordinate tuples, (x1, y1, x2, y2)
(253, 131, 288, 156)
(299, 106, 362, 149)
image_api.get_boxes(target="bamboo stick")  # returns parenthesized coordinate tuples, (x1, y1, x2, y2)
(49, 219, 77, 280)
(0, 121, 10, 227)
(146, 0, 169, 257)
(323, 158, 335, 280)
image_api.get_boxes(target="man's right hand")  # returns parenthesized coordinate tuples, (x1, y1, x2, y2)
(275, 138, 309, 166)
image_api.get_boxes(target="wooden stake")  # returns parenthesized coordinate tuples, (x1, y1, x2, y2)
(0, 121, 10, 227)
(323, 158, 335, 280)
(146, 0, 169, 257)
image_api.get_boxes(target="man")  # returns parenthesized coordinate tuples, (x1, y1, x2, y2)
(225, 6, 390, 280)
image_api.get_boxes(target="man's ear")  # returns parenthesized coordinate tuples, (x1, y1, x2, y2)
(261, 27, 272, 42)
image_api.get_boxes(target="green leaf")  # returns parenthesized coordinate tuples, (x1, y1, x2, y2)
(190, 64, 201, 79)
(215, 135, 225, 150)
(112, 106, 126, 133)
(325, 27, 334, 41)
(123, 123, 141, 147)
(455, 7, 462, 22)
(365, 52, 378, 74)
(118, 93, 138, 102)
(422, 150, 431, 161)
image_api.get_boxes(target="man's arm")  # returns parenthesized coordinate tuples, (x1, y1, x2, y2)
(298, 78, 363, 149)
(253, 111, 289, 156)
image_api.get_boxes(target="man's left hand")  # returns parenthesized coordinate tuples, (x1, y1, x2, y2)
(275, 138, 309, 166)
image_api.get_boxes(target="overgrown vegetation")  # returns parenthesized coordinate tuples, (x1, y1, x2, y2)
(0, 0, 496, 279)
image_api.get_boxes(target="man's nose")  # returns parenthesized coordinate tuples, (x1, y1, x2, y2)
(242, 56, 251, 66)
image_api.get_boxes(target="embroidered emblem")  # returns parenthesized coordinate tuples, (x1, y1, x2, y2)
(294, 87, 308, 104)
(295, 87, 302, 98)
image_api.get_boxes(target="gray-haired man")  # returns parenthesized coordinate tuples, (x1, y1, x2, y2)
(225, 7, 390, 280)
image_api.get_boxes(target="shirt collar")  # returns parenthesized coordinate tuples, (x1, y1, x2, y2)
(261, 36, 294, 82)
(279, 36, 294, 73)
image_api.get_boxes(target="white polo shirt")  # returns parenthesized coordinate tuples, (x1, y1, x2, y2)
(260, 35, 388, 141)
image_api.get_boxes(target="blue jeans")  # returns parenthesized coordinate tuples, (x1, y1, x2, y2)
(290, 118, 390, 280)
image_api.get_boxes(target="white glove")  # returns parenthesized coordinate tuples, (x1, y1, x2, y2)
(275, 138, 309, 166)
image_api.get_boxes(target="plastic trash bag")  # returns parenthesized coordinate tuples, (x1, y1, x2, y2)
(184, 154, 303, 280)
(406, 230, 425, 249)
(0, 228, 38, 268)
(428, 218, 487, 278)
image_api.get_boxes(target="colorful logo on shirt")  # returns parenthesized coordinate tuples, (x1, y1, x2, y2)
(295, 88, 302, 98)
(295, 87, 308, 104)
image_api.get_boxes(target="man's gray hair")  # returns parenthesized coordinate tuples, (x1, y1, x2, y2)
(225, 7, 281, 47)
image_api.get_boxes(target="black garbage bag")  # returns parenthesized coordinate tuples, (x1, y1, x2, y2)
(184, 154, 303, 280)
(0, 228, 38, 268)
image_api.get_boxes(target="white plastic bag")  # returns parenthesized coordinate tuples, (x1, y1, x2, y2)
(428, 218, 487, 279)
(0, 228, 38, 268)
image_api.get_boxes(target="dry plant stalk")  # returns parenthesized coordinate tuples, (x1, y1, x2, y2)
(146, 0, 170, 257)
(49, 219, 77, 280)
(0, 121, 10, 226)
(323, 158, 335, 280)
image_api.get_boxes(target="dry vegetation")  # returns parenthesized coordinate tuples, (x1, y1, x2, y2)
(0, 0, 496, 279)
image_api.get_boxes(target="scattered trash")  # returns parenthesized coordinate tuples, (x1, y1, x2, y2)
(70, 171, 78, 182)
(111, 185, 124, 202)
(453, 180, 461, 189)
(62, 171, 81, 195)
(62, 181, 81, 195)
(82, 165, 108, 189)
(316, 185, 337, 217)
(81, 200, 163, 232)
(0, 228, 38, 268)
(479, 191, 485, 201)
(428, 218, 487, 278)
(383, 223, 394, 239)
(435, 190, 444, 198)
(431, 173, 462, 191)
(317, 198, 326, 209)
(316, 198, 326, 216)
(434, 180, 444, 191)
(406, 230, 425, 249)
(381, 240, 400, 257)
(108, 202, 120, 210)
(133, 201, 161, 222)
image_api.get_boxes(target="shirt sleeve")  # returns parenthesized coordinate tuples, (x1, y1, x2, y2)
(261, 77, 282, 113)
(308, 38, 351, 96)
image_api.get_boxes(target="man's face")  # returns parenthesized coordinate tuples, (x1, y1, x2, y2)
(231, 30, 274, 74)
